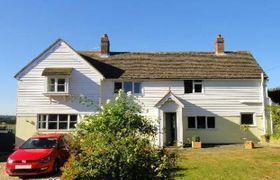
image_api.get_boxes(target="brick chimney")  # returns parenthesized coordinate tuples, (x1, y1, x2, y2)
(215, 34, 224, 55)
(100, 34, 110, 57)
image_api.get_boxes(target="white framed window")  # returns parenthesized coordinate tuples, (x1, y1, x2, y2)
(114, 81, 142, 94)
(240, 113, 255, 125)
(193, 80, 203, 93)
(46, 77, 69, 93)
(184, 80, 203, 94)
(37, 114, 78, 130)
(187, 116, 216, 129)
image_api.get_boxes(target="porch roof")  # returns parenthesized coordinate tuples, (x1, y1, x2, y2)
(154, 91, 184, 108)
(42, 68, 73, 76)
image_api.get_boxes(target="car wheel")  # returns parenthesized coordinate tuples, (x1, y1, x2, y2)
(53, 159, 60, 174)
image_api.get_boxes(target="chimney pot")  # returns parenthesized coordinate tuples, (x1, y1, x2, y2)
(215, 34, 224, 55)
(100, 33, 110, 57)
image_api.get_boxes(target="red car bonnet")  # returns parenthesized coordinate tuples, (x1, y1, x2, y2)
(9, 148, 54, 161)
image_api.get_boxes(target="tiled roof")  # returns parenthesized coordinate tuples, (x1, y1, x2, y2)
(79, 51, 266, 79)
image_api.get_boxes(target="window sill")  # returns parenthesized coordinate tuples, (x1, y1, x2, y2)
(37, 129, 75, 132)
(187, 128, 217, 130)
(184, 93, 204, 95)
(43, 92, 70, 97)
(240, 125, 257, 128)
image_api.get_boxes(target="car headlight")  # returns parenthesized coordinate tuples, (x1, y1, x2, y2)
(7, 157, 14, 164)
(37, 156, 51, 163)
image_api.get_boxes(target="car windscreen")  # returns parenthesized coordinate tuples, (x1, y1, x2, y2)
(20, 138, 58, 149)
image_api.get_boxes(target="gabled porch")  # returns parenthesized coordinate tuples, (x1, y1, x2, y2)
(155, 91, 184, 147)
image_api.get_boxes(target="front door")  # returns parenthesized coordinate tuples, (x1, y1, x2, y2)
(165, 112, 177, 146)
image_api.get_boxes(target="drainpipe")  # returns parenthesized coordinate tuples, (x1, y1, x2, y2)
(158, 108, 161, 147)
(261, 73, 266, 134)
(269, 98, 274, 134)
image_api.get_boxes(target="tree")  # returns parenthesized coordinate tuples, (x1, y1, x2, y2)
(61, 90, 176, 179)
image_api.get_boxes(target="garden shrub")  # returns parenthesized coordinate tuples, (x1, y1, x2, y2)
(61, 90, 176, 179)
(268, 105, 280, 139)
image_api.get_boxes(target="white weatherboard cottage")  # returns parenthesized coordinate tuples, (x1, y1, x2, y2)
(15, 34, 272, 147)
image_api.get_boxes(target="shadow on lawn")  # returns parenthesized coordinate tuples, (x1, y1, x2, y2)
(171, 166, 196, 178)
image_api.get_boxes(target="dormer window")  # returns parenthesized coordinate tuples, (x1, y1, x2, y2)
(47, 77, 67, 93)
(42, 68, 73, 96)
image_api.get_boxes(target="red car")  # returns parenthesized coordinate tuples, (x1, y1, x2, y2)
(6, 133, 69, 177)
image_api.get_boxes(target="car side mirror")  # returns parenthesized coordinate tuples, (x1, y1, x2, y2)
(15, 146, 19, 150)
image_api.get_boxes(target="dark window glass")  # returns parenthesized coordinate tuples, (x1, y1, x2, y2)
(59, 114, 68, 129)
(48, 115, 57, 129)
(48, 78, 55, 92)
(57, 79, 65, 92)
(241, 114, 254, 125)
(20, 138, 58, 149)
(48, 122, 57, 129)
(207, 117, 215, 128)
(49, 115, 57, 121)
(134, 82, 141, 94)
(197, 116, 206, 129)
(188, 117, 196, 128)
(38, 115, 47, 129)
(114, 82, 122, 93)
(184, 80, 193, 94)
(124, 82, 133, 93)
(194, 84, 202, 93)
(69, 115, 78, 129)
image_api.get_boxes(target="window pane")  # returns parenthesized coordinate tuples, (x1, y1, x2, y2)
(194, 84, 202, 93)
(57, 79, 65, 92)
(48, 114, 58, 129)
(38, 115, 47, 129)
(49, 115, 57, 122)
(59, 122, 68, 129)
(207, 117, 215, 128)
(57, 85, 65, 92)
(188, 117, 196, 128)
(50, 78, 55, 84)
(70, 115, 78, 129)
(48, 78, 55, 92)
(114, 82, 122, 93)
(48, 122, 57, 129)
(58, 79, 65, 85)
(197, 116, 206, 129)
(48, 85, 55, 92)
(241, 114, 253, 125)
(184, 80, 193, 94)
(134, 82, 141, 94)
(59, 114, 68, 122)
(124, 82, 132, 93)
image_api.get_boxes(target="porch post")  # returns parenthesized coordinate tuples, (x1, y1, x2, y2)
(176, 107, 183, 147)
(159, 109, 165, 147)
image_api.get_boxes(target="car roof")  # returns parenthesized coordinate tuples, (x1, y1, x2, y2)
(31, 133, 63, 139)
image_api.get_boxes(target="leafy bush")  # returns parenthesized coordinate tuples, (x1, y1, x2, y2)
(191, 135, 200, 142)
(61, 90, 176, 179)
(268, 105, 280, 139)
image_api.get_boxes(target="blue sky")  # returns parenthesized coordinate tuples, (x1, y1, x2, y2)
(1, 0, 280, 115)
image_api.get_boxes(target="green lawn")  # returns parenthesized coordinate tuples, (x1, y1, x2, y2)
(173, 145, 280, 180)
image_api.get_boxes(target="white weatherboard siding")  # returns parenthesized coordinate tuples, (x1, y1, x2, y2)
(16, 41, 103, 117)
(102, 79, 262, 117)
